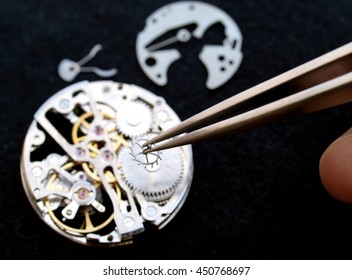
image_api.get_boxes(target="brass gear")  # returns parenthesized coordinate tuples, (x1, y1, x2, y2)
(71, 111, 128, 183)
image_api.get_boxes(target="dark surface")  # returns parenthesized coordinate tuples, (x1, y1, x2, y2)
(1, 0, 352, 259)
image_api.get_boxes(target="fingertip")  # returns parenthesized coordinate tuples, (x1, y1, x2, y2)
(320, 128, 352, 203)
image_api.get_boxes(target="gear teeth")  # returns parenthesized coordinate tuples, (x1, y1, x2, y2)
(122, 167, 180, 202)
(117, 136, 184, 202)
(21, 80, 194, 246)
(116, 100, 153, 138)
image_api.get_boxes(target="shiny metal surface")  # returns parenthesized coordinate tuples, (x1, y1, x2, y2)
(136, 1, 243, 89)
(21, 81, 193, 246)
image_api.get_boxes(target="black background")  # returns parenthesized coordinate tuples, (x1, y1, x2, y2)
(1, 0, 352, 259)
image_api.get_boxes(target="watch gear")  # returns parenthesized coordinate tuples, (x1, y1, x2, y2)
(20, 80, 193, 246)
(116, 100, 153, 137)
(117, 134, 184, 202)
(40, 158, 116, 235)
(129, 136, 162, 168)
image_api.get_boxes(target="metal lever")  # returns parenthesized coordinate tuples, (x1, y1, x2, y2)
(58, 44, 117, 82)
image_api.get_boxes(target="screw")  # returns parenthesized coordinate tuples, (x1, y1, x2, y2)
(31, 166, 43, 177)
(59, 98, 70, 110)
(146, 206, 157, 217)
(123, 217, 135, 228)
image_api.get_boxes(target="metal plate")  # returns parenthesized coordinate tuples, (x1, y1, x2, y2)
(136, 1, 243, 89)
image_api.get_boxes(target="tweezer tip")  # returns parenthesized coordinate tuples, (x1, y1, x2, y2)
(142, 140, 151, 148)
(142, 141, 155, 154)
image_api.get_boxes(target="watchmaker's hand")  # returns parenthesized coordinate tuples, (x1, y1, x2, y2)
(320, 128, 352, 203)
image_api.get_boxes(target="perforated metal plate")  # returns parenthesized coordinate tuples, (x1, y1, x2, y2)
(136, 1, 243, 89)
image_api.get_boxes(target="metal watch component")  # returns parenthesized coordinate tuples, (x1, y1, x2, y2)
(21, 81, 193, 246)
(115, 100, 153, 137)
(118, 134, 183, 202)
(136, 1, 243, 90)
(58, 44, 117, 82)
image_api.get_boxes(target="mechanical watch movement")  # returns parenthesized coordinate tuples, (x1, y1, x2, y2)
(20, 81, 193, 246)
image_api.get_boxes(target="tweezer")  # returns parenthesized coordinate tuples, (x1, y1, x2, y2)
(143, 42, 352, 153)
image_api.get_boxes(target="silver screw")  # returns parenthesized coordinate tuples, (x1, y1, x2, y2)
(31, 166, 43, 177)
(59, 98, 70, 110)
(123, 217, 135, 228)
(146, 206, 157, 217)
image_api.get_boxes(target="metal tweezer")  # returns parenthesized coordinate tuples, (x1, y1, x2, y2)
(143, 42, 352, 153)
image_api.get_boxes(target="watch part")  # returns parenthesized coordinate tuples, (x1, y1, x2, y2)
(115, 100, 153, 137)
(117, 134, 184, 202)
(21, 81, 193, 246)
(136, 1, 243, 89)
(58, 44, 118, 82)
